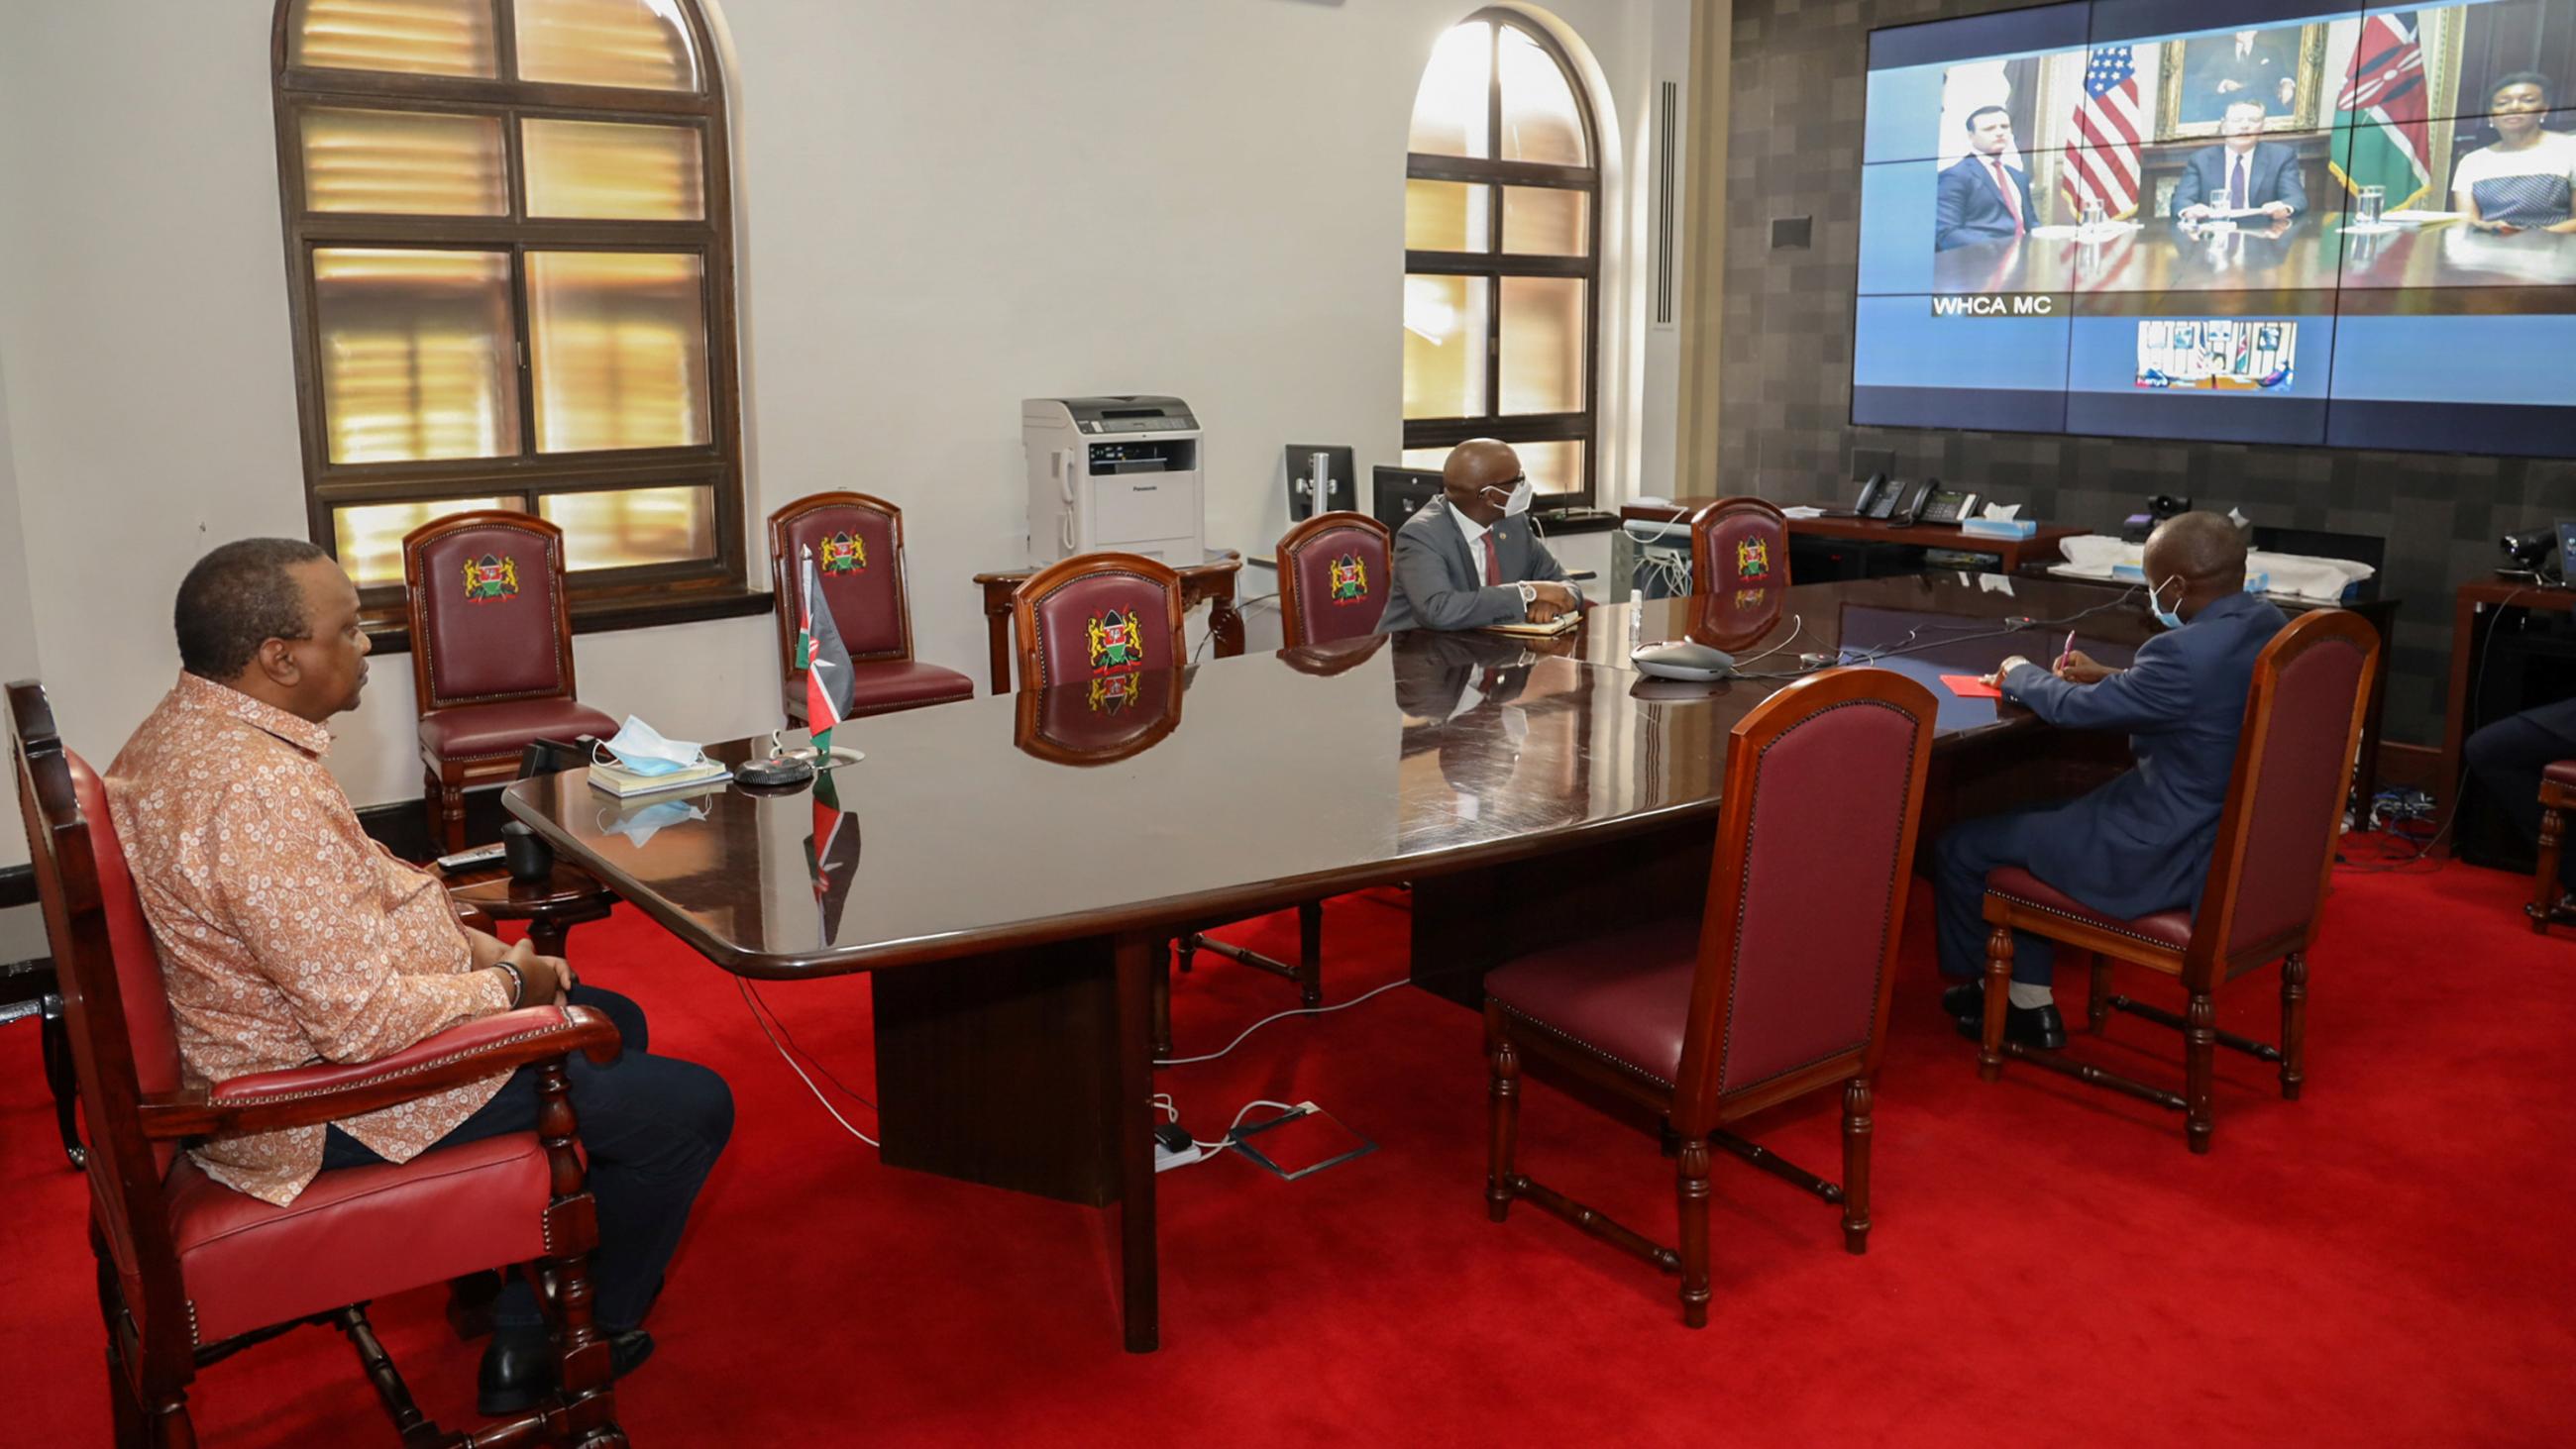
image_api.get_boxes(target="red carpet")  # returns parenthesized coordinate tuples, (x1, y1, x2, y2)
(4, 854, 2572, 1446)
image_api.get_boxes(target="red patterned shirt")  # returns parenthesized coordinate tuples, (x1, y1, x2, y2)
(107, 673, 514, 1204)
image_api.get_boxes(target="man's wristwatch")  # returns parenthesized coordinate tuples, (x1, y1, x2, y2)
(1516, 581, 1537, 613)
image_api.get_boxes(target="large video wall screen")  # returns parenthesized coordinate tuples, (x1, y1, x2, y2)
(1854, 0, 2576, 455)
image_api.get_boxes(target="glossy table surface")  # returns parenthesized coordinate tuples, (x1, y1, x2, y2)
(503, 573, 2164, 979)
(1931, 213, 2576, 306)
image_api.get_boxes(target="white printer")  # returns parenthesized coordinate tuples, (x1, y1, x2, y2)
(1022, 395, 1205, 567)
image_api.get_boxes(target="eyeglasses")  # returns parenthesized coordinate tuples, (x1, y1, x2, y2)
(1481, 474, 1529, 493)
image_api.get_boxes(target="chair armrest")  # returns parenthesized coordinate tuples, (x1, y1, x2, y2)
(136, 1005, 621, 1142)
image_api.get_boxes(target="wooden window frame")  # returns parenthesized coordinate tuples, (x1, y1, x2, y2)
(1404, 10, 1604, 510)
(268, 0, 747, 633)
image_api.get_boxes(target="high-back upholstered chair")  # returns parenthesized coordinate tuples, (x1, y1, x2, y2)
(1975, 609, 2381, 1153)
(8, 680, 626, 1447)
(767, 491, 975, 724)
(1011, 552, 1187, 690)
(1275, 512, 1393, 647)
(2531, 763, 2575, 932)
(403, 511, 619, 853)
(1012, 553, 1323, 1050)
(1481, 668, 1937, 1326)
(1687, 497, 1790, 596)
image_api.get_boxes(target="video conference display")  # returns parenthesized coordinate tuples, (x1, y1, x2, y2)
(1855, 0, 2576, 454)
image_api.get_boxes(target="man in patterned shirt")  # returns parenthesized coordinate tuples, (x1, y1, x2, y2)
(109, 538, 731, 1414)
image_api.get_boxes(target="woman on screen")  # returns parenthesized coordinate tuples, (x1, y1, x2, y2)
(2452, 72, 2576, 233)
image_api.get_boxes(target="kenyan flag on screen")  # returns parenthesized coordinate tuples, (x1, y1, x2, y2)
(2333, 12, 2433, 208)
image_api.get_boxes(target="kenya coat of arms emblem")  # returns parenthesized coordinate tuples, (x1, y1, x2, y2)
(1327, 554, 1368, 603)
(461, 554, 520, 603)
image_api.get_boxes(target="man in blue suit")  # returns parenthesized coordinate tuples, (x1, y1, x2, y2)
(1935, 105, 2037, 252)
(1932, 513, 2287, 1047)
(1377, 439, 1580, 633)
(2171, 99, 2308, 221)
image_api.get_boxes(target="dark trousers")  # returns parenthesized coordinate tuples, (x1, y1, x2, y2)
(2466, 696, 2576, 891)
(1934, 811, 2060, 987)
(321, 984, 732, 1334)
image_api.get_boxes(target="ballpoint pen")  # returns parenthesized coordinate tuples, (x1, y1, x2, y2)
(2059, 629, 2077, 672)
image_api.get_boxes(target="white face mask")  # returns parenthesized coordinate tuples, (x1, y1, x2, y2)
(593, 715, 707, 777)
(1482, 477, 1534, 518)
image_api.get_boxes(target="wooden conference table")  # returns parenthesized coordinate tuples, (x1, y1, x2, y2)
(502, 572, 2170, 1354)
(1932, 212, 2576, 307)
(1617, 498, 2088, 576)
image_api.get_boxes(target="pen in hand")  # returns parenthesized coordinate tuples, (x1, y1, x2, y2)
(2056, 629, 2077, 673)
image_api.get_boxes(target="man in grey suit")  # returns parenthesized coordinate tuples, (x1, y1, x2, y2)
(1932, 512, 2286, 1050)
(2171, 100, 2307, 221)
(1376, 439, 1580, 633)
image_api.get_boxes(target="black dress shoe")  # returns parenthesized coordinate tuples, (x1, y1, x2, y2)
(478, 1329, 656, 1417)
(1939, 980, 1985, 1019)
(1955, 1001, 2069, 1051)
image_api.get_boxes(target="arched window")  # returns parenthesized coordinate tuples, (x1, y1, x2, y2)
(1403, 11, 1601, 506)
(272, 0, 741, 610)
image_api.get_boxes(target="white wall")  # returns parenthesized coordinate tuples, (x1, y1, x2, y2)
(0, 0, 1688, 824)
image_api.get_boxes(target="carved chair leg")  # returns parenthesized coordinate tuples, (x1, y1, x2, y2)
(2087, 954, 2112, 1033)
(1152, 944, 1173, 1061)
(1980, 923, 2013, 1081)
(106, 1346, 144, 1449)
(422, 768, 445, 852)
(146, 1394, 197, 1449)
(2534, 802, 2566, 935)
(2185, 990, 2216, 1155)
(335, 1305, 434, 1442)
(535, 1062, 618, 1433)
(2279, 953, 2308, 1102)
(1296, 899, 1324, 1008)
(1485, 1006, 1520, 1223)
(41, 994, 84, 1167)
(1675, 1136, 1712, 1329)
(1841, 1078, 1874, 1255)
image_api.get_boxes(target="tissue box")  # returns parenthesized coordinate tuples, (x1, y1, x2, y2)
(1959, 517, 2038, 541)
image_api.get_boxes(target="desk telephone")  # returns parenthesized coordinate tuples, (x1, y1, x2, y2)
(1853, 473, 1982, 528)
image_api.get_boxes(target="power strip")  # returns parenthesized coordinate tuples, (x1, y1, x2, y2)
(1154, 1140, 1206, 1173)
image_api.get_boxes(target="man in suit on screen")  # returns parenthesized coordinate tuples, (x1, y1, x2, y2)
(1935, 105, 2037, 252)
(1376, 439, 1580, 633)
(2172, 99, 2308, 221)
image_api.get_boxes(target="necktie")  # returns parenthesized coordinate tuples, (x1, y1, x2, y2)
(2229, 155, 2248, 212)
(1480, 531, 1501, 586)
(1989, 159, 2024, 233)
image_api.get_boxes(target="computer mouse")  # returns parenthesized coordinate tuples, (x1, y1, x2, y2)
(735, 756, 816, 789)
(1630, 638, 1736, 681)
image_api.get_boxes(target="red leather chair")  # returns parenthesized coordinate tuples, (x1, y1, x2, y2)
(1482, 667, 1937, 1326)
(1012, 554, 1321, 1050)
(1976, 609, 2381, 1153)
(403, 512, 619, 853)
(1276, 512, 1393, 647)
(767, 491, 975, 724)
(1687, 497, 1790, 596)
(7, 679, 626, 1447)
(2531, 762, 2574, 933)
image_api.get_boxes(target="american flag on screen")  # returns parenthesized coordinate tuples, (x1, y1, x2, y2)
(2065, 46, 2144, 220)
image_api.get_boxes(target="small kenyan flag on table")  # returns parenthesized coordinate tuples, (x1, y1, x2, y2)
(799, 546, 857, 754)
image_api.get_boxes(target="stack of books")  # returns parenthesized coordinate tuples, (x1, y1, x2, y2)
(587, 757, 732, 799)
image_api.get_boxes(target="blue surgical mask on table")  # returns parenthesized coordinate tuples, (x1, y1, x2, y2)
(594, 798, 706, 848)
(594, 715, 708, 776)
(2148, 576, 2187, 631)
